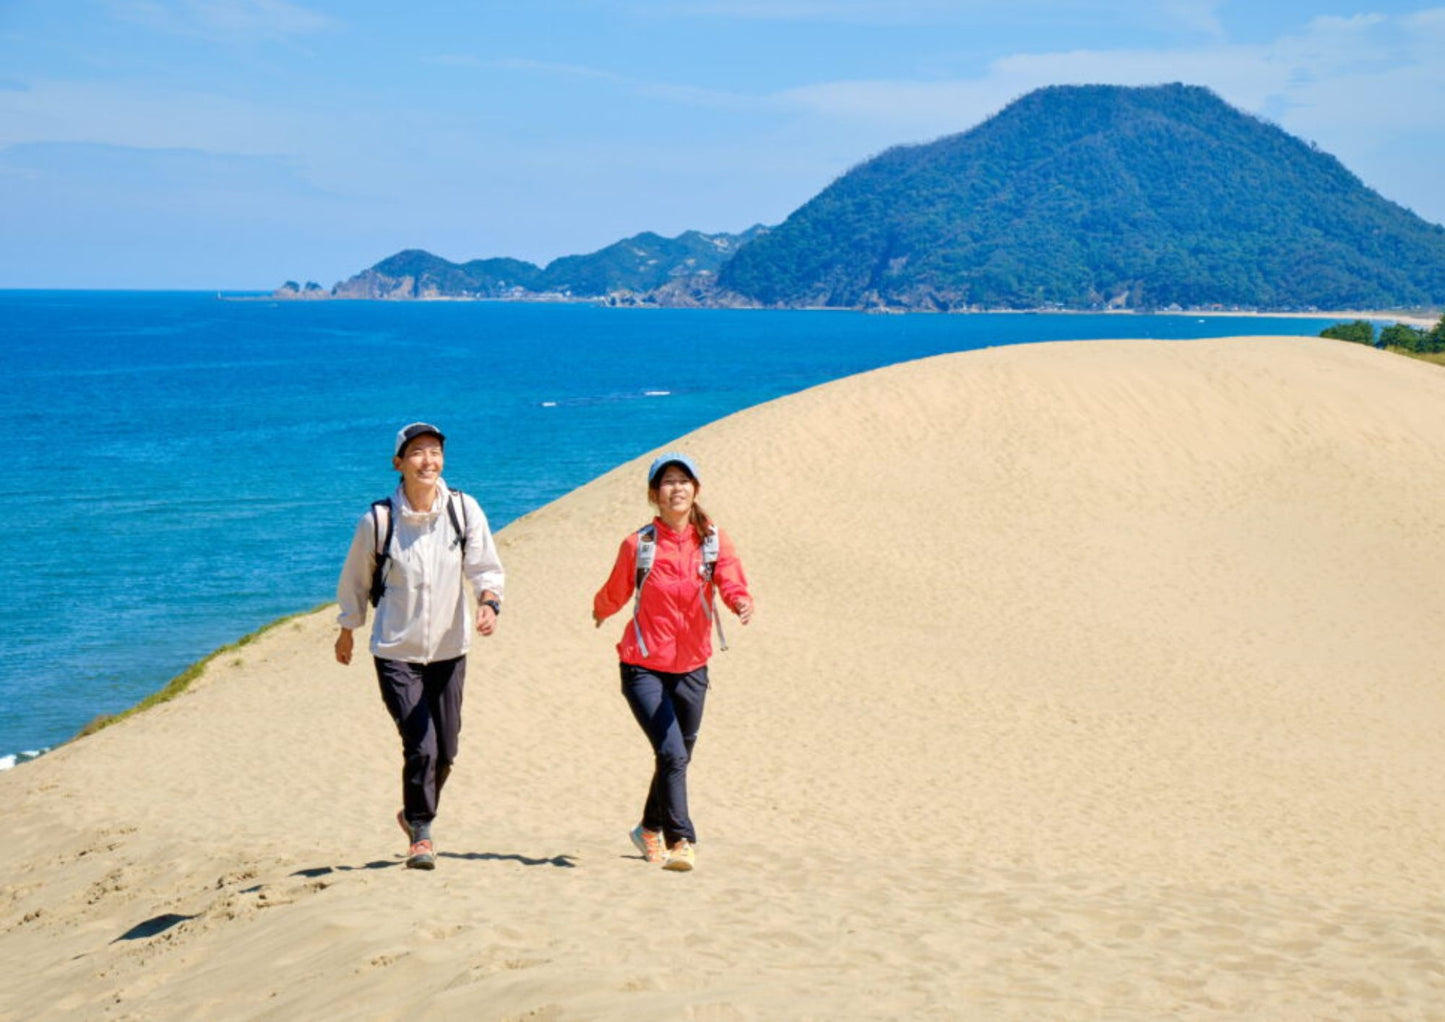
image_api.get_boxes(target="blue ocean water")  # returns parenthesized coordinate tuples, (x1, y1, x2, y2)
(0, 291, 1340, 765)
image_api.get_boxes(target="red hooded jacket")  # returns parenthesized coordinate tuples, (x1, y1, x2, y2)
(594, 517, 750, 673)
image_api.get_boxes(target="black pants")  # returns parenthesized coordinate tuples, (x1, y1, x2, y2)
(375, 655, 465, 827)
(621, 662, 709, 846)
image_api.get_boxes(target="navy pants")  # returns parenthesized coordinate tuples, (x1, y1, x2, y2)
(375, 655, 465, 827)
(621, 662, 709, 846)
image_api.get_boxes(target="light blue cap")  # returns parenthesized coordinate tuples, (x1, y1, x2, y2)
(648, 451, 700, 487)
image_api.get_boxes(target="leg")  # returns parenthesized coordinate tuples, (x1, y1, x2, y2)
(620, 664, 671, 834)
(424, 655, 466, 809)
(666, 667, 709, 844)
(375, 657, 440, 829)
(620, 664, 707, 846)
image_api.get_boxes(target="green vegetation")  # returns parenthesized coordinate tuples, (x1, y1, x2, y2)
(1320, 314, 1445, 361)
(1321, 320, 1376, 345)
(333, 227, 768, 299)
(71, 604, 329, 741)
(718, 84, 1445, 310)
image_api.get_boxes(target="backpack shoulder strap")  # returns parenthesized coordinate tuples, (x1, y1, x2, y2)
(446, 490, 468, 554)
(630, 524, 658, 659)
(633, 523, 657, 592)
(368, 498, 395, 608)
(701, 524, 720, 578)
(701, 524, 728, 652)
(371, 498, 394, 557)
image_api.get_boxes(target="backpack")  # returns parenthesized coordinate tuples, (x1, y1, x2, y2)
(630, 522, 727, 658)
(368, 491, 469, 608)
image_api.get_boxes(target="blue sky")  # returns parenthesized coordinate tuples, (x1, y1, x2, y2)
(1, 1, 1441, 288)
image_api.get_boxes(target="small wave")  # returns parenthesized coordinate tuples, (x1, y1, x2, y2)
(535, 390, 679, 409)
(0, 748, 48, 770)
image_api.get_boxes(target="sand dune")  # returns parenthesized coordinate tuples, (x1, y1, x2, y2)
(3, 336, 1443, 1020)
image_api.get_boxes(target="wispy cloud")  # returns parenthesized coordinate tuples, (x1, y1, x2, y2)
(491, 57, 763, 110)
(424, 54, 483, 68)
(631, 0, 961, 23)
(0, 140, 328, 197)
(108, 0, 335, 43)
(766, 10, 1442, 139)
(489, 57, 626, 82)
(635, 0, 1230, 35)
(1158, 0, 1225, 39)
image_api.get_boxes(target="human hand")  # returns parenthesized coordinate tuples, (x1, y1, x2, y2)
(733, 597, 754, 625)
(476, 603, 498, 637)
(334, 628, 354, 665)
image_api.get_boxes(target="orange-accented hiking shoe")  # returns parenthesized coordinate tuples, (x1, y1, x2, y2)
(630, 825, 665, 863)
(662, 839, 695, 872)
(406, 839, 435, 870)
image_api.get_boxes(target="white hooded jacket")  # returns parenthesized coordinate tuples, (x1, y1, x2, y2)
(336, 479, 505, 663)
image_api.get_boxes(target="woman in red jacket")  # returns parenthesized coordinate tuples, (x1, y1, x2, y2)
(593, 452, 753, 872)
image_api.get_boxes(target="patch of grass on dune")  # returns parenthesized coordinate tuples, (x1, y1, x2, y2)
(72, 603, 331, 741)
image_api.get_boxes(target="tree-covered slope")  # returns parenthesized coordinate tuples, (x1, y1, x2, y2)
(328, 227, 765, 299)
(717, 84, 1445, 310)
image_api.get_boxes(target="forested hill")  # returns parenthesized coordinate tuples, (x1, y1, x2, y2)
(717, 84, 1445, 310)
(324, 227, 767, 300)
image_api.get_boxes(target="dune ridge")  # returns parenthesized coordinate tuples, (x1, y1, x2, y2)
(2, 336, 1443, 1019)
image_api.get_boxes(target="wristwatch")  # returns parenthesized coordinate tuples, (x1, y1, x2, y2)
(481, 598, 501, 615)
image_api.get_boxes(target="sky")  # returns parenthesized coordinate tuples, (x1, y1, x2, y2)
(1, 0, 1442, 289)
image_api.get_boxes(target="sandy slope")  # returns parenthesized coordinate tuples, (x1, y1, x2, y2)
(2, 337, 1443, 1020)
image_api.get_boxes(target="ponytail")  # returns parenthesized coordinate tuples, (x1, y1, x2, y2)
(689, 503, 712, 545)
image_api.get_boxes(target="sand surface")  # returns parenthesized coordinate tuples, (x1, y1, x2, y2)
(3, 337, 1444, 1020)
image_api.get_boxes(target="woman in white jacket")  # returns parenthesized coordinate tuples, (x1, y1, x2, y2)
(334, 422, 505, 869)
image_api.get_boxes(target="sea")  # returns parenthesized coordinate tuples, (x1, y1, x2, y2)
(0, 291, 1343, 768)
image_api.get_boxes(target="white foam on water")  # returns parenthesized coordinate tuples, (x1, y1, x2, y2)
(0, 748, 49, 771)
(644, 390, 671, 397)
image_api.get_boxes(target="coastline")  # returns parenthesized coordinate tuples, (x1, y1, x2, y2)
(6, 316, 1438, 771)
(11, 300, 1393, 769)
(261, 288, 1441, 326)
(3, 335, 1444, 1018)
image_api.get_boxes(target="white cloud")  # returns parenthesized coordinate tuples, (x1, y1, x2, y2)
(633, 0, 965, 23)
(1159, 0, 1225, 39)
(108, 0, 334, 43)
(753, 8, 1445, 220)
(424, 54, 483, 68)
(0, 77, 312, 154)
(775, 78, 1018, 138)
(636, 0, 1231, 36)
(490, 58, 765, 112)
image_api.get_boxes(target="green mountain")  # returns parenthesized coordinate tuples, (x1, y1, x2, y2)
(327, 227, 766, 300)
(717, 84, 1445, 310)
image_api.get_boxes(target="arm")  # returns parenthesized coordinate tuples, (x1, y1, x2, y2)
(714, 528, 754, 625)
(334, 512, 375, 664)
(461, 495, 505, 636)
(593, 534, 637, 626)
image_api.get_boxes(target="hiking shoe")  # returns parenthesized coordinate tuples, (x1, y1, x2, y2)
(662, 839, 695, 872)
(630, 825, 665, 863)
(406, 839, 435, 870)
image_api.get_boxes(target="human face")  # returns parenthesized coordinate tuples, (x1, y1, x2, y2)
(393, 435, 444, 490)
(651, 464, 697, 517)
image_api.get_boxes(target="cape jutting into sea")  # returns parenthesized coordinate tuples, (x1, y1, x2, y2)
(0, 290, 1341, 766)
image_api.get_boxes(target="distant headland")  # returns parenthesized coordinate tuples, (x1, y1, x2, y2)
(277, 84, 1445, 315)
